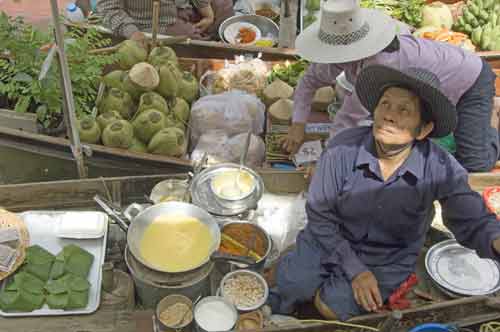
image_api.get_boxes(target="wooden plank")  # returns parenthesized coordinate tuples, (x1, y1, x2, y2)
(0, 174, 187, 211)
(0, 309, 153, 332)
(468, 172, 500, 193)
(0, 109, 37, 133)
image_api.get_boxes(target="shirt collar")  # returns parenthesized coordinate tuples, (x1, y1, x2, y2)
(355, 130, 425, 180)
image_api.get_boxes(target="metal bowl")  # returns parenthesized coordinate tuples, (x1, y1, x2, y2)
(210, 169, 257, 202)
(219, 15, 279, 45)
(220, 269, 269, 312)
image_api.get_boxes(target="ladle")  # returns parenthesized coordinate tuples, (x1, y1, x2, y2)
(233, 132, 252, 196)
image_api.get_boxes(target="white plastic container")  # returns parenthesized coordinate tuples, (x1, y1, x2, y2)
(65, 3, 85, 23)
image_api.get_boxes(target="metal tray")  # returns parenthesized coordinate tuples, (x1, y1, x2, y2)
(425, 239, 500, 296)
(0, 211, 108, 317)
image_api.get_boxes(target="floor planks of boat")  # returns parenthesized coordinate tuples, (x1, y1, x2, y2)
(0, 174, 500, 330)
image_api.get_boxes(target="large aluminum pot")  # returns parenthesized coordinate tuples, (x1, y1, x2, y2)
(124, 202, 221, 274)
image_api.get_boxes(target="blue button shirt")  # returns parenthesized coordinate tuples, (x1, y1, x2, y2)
(302, 126, 500, 281)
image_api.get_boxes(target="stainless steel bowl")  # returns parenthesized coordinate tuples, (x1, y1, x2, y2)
(220, 269, 269, 312)
(218, 15, 279, 45)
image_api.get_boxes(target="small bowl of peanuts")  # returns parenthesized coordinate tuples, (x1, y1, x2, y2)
(220, 269, 269, 312)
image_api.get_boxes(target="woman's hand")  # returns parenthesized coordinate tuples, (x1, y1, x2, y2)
(281, 122, 306, 154)
(351, 271, 383, 312)
(194, 6, 215, 33)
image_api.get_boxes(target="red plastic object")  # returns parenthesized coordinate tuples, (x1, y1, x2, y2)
(482, 186, 500, 219)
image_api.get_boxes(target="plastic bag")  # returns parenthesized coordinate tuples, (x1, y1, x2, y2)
(212, 57, 268, 95)
(191, 132, 266, 168)
(190, 131, 233, 166)
(255, 192, 308, 254)
(189, 91, 265, 147)
(227, 133, 266, 168)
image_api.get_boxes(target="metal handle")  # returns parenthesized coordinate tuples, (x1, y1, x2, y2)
(211, 252, 256, 266)
(240, 132, 252, 167)
(93, 195, 129, 232)
(123, 203, 145, 221)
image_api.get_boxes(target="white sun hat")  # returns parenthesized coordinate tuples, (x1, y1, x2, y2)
(296, 0, 399, 64)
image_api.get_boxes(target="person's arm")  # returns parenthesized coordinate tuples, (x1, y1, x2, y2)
(439, 158, 500, 259)
(307, 149, 382, 312)
(282, 63, 342, 154)
(96, 0, 140, 38)
(292, 63, 342, 123)
(193, 2, 215, 33)
(306, 149, 368, 280)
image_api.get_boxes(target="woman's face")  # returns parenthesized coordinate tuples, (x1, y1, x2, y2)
(372, 87, 433, 146)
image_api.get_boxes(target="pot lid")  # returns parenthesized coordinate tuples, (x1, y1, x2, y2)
(425, 239, 500, 296)
(190, 164, 264, 217)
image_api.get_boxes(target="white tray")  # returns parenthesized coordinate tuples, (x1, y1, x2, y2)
(0, 211, 108, 317)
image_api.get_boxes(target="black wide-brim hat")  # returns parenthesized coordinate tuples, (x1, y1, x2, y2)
(355, 65, 456, 138)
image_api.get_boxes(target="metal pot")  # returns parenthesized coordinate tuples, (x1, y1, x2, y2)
(219, 221, 272, 273)
(94, 195, 255, 274)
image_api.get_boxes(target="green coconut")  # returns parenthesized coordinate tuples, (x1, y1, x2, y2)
(99, 88, 135, 119)
(156, 62, 181, 99)
(77, 116, 101, 144)
(137, 92, 168, 116)
(102, 70, 126, 91)
(122, 63, 160, 101)
(128, 137, 148, 153)
(172, 119, 185, 131)
(171, 97, 190, 124)
(96, 110, 123, 131)
(117, 40, 148, 70)
(148, 46, 178, 66)
(102, 120, 134, 149)
(132, 109, 167, 143)
(177, 71, 199, 104)
(147, 127, 185, 157)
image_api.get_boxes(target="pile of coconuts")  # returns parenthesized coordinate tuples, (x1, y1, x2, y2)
(77, 41, 199, 158)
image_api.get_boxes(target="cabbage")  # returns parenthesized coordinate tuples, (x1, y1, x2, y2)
(421, 2, 453, 29)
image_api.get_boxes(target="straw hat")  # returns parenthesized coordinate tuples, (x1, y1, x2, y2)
(355, 65, 456, 138)
(296, 0, 398, 63)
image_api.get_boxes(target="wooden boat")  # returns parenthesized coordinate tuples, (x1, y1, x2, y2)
(0, 50, 498, 183)
(0, 173, 499, 330)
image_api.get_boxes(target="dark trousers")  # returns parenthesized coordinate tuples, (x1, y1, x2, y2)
(454, 59, 498, 172)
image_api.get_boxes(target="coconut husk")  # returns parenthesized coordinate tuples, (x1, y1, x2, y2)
(268, 98, 293, 124)
(128, 62, 160, 93)
(311, 86, 336, 112)
(262, 79, 294, 107)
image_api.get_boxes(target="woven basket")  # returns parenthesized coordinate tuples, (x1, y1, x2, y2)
(0, 209, 30, 281)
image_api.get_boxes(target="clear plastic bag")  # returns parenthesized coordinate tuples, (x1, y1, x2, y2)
(190, 131, 232, 166)
(227, 133, 266, 168)
(255, 192, 308, 255)
(191, 132, 266, 168)
(189, 91, 265, 147)
(212, 57, 268, 95)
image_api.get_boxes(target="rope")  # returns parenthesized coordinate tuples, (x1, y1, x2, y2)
(480, 322, 500, 332)
(275, 319, 379, 332)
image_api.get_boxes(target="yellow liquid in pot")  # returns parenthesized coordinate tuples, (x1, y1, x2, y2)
(139, 215, 213, 272)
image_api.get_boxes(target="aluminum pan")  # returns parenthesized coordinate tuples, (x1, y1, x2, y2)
(425, 239, 500, 296)
(0, 211, 108, 317)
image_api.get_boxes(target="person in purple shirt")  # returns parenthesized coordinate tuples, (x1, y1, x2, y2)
(269, 63, 500, 321)
(282, 0, 498, 172)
